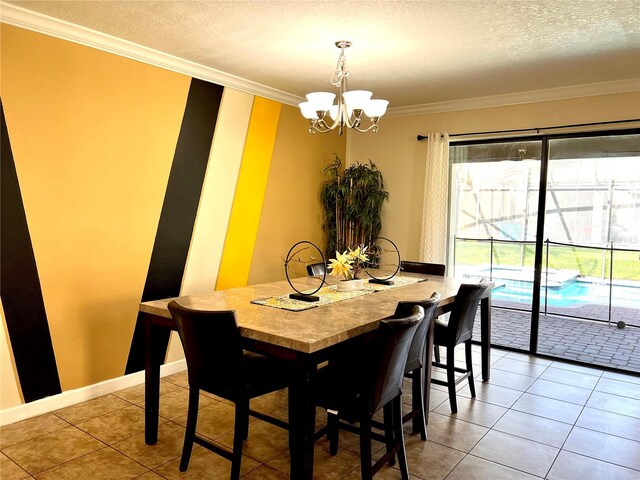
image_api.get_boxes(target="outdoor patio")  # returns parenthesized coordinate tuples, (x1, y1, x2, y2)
(474, 305, 640, 374)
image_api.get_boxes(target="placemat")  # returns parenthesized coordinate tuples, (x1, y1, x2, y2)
(251, 276, 425, 312)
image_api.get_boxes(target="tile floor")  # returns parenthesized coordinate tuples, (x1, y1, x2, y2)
(1, 346, 640, 479)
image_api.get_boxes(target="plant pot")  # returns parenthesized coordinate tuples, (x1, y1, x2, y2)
(336, 278, 365, 292)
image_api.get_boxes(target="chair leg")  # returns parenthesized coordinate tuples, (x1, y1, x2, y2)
(231, 398, 249, 480)
(241, 399, 250, 440)
(383, 403, 396, 466)
(180, 387, 200, 472)
(446, 346, 458, 414)
(411, 366, 427, 440)
(465, 340, 476, 398)
(359, 415, 373, 480)
(434, 345, 441, 363)
(327, 411, 340, 456)
(393, 397, 410, 480)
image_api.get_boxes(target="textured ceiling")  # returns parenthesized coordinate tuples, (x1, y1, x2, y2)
(5, 0, 640, 108)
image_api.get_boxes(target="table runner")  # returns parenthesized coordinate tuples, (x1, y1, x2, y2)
(251, 276, 425, 311)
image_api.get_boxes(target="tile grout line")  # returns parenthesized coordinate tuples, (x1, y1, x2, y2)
(542, 366, 605, 478)
(463, 361, 559, 478)
(4, 352, 639, 479)
(441, 359, 525, 479)
(558, 378, 640, 474)
(480, 362, 556, 476)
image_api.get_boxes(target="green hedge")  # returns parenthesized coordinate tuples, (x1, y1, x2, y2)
(454, 241, 640, 280)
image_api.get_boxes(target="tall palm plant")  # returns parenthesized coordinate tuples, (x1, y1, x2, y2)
(321, 155, 389, 257)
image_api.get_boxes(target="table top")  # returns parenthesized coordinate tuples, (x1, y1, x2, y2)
(140, 275, 478, 354)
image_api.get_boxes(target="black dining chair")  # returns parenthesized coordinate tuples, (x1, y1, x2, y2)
(390, 292, 441, 440)
(167, 301, 292, 480)
(400, 260, 446, 277)
(306, 262, 327, 276)
(314, 306, 425, 480)
(431, 281, 491, 414)
(399, 261, 447, 363)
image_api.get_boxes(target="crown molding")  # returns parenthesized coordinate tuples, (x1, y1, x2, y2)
(0, 2, 304, 106)
(2, 2, 638, 116)
(387, 78, 640, 117)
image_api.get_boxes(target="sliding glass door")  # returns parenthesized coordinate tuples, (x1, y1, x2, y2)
(536, 134, 640, 365)
(449, 140, 542, 350)
(448, 131, 640, 370)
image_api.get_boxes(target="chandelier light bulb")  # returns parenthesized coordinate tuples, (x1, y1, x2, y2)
(299, 101, 318, 120)
(305, 92, 336, 113)
(342, 90, 372, 118)
(364, 99, 389, 118)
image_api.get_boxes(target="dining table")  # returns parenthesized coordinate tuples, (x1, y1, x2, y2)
(140, 274, 492, 479)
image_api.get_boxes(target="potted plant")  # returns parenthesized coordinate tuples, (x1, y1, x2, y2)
(320, 155, 389, 258)
(328, 245, 369, 291)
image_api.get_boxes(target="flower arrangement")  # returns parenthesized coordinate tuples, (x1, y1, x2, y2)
(328, 245, 369, 280)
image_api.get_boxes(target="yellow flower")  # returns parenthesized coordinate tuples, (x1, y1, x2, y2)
(347, 245, 369, 263)
(328, 250, 354, 279)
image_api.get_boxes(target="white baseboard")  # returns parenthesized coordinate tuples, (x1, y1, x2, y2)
(0, 359, 187, 426)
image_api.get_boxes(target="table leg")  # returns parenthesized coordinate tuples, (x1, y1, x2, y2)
(145, 315, 161, 445)
(288, 359, 316, 480)
(480, 295, 492, 381)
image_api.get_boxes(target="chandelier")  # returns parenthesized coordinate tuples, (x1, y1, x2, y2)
(299, 41, 389, 135)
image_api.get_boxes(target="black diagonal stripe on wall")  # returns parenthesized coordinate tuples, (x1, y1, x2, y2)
(125, 79, 224, 374)
(0, 99, 62, 402)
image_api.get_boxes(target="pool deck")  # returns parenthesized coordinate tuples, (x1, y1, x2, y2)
(474, 303, 640, 373)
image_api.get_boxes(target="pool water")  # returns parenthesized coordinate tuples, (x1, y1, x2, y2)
(493, 281, 640, 309)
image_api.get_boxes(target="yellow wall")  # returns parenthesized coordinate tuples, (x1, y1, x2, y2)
(0, 23, 345, 410)
(1, 24, 189, 394)
(347, 92, 640, 261)
(216, 98, 283, 290)
(1, 303, 23, 408)
(248, 104, 346, 285)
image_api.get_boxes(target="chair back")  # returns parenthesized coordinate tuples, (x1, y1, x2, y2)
(168, 301, 244, 392)
(400, 260, 446, 276)
(306, 262, 326, 276)
(369, 306, 424, 414)
(393, 292, 441, 373)
(447, 282, 491, 344)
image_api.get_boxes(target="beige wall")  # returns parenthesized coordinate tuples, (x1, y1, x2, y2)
(347, 92, 640, 261)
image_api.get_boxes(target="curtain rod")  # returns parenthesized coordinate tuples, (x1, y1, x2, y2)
(416, 118, 640, 141)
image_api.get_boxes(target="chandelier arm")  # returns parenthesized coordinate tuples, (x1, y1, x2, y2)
(329, 115, 345, 131)
(340, 101, 357, 129)
(352, 122, 379, 133)
(313, 119, 332, 133)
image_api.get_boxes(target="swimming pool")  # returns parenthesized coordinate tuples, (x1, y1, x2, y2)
(492, 281, 640, 309)
(462, 266, 640, 309)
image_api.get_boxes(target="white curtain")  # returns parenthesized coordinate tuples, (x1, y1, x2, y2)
(419, 133, 450, 263)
